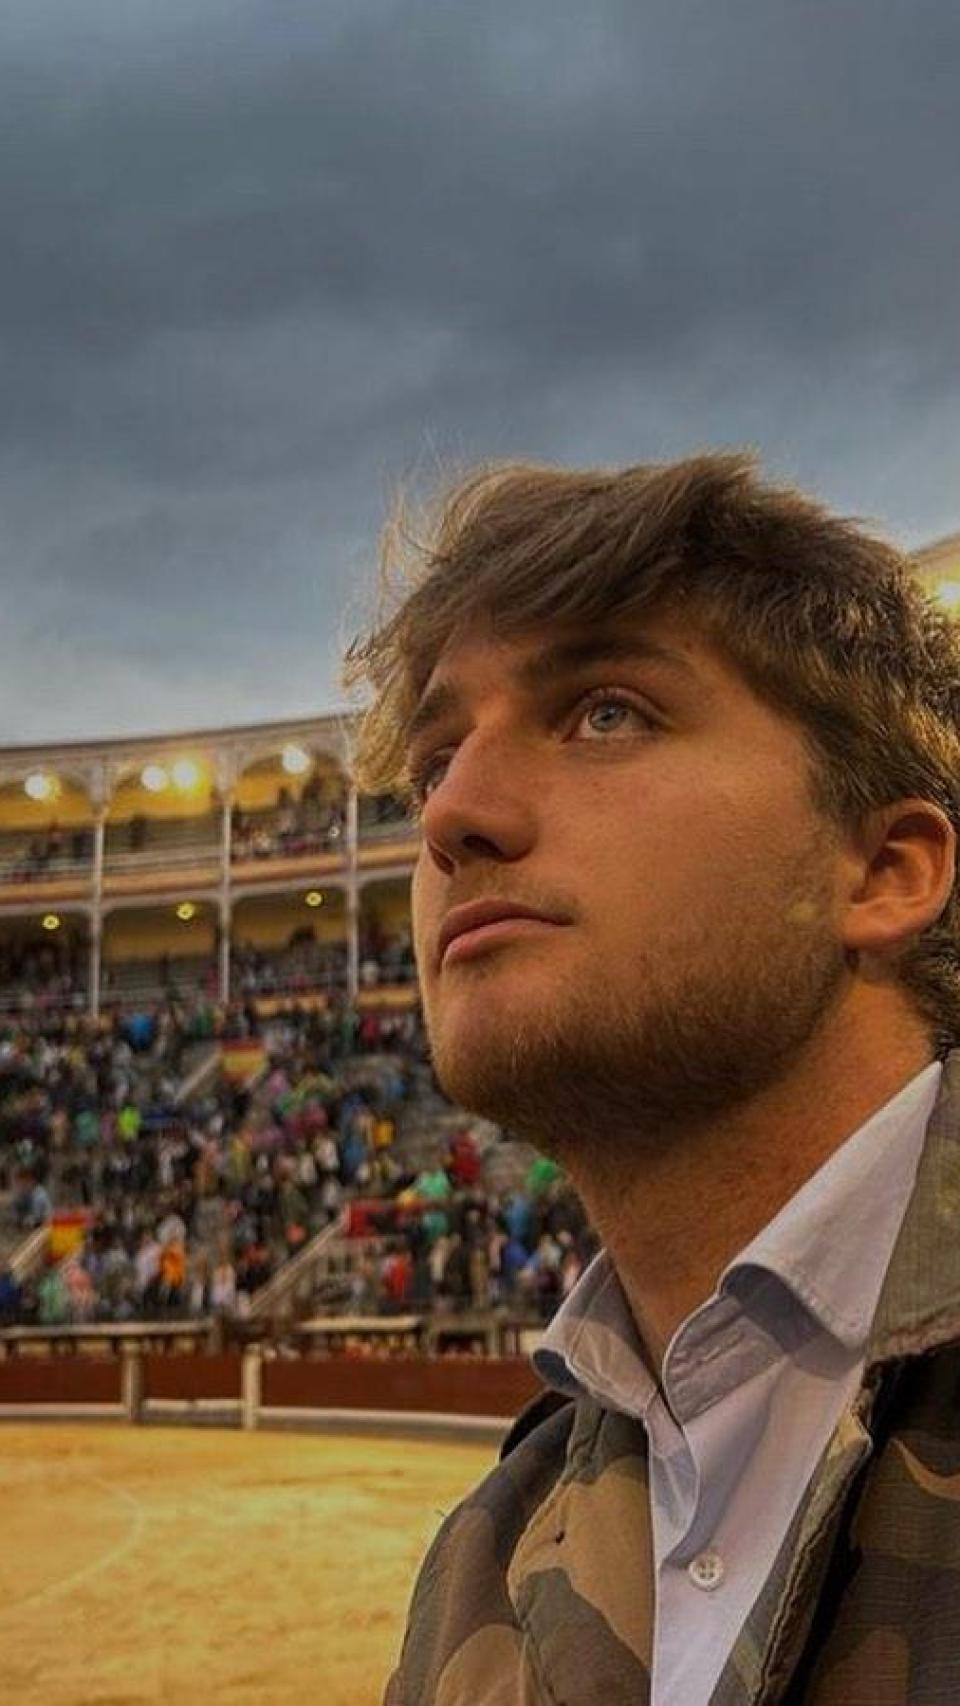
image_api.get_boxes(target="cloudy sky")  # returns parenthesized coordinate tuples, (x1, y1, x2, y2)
(2, 0, 958, 745)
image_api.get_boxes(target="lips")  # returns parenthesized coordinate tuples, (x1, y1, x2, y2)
(437, 899, 569, 967)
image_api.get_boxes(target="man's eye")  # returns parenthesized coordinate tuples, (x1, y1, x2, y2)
(575, 692, 655, 739)
(408, 753, 450, 804)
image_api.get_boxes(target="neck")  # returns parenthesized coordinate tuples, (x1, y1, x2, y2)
(560, 994, 934, 1377)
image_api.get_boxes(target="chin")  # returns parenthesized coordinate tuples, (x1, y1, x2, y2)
(426, 1000, 562, 1126)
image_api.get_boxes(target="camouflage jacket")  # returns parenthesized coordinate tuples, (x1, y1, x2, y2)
(385, 1053, 960, 1703)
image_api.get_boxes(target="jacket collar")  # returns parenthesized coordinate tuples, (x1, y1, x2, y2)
(868, 1047, 960, 1363)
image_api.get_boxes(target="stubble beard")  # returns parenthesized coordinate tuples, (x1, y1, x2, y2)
(424, 855, 849, 1167)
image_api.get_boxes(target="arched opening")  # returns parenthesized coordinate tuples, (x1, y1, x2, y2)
(232, 748, 347, 864)
(232, 889, 348, 997)
(0, 775, 95, 884)
(105, 761, 221, 868)
(358, 878, 416, 986)
(0, 911, 90, 1013)
(101, 901, 218, 1004)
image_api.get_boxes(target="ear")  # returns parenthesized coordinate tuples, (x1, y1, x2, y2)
(840, 799, 956, 961)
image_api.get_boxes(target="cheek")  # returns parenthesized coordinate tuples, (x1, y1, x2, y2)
(410, 856, 434, 949)
(591, 822, 759, 933)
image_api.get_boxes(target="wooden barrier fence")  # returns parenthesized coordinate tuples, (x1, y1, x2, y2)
(0, 1347, 543, 1436)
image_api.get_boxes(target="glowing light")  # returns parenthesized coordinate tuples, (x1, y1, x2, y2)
(141, 764, 169, 793)
(282, 744, 311, 775)
(24, 771, 58, 802)
(305, 891, 324, 908)
(176, 902, 196, 922)
(171, 758, 201, 791)
(42, 914, 61, 932)
(934, 579, 960, 612)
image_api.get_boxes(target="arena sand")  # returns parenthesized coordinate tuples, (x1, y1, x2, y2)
(0, 1422, 494, 1705)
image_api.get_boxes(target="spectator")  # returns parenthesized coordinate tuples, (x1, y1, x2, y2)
(209, 1254, 237, 1315)
(18, 1172, 52, 1228)
(0, 1263, 21, 1324)
(134, 1229, 161, 1309)
(381, 1241, 413, 1310)
(158, 1238, 186, 1312)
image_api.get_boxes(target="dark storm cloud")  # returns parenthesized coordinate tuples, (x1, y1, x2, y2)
(1, 0, 958, 741)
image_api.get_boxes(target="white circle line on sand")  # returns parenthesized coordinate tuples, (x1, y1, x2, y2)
(0, 1472, 147, 1617)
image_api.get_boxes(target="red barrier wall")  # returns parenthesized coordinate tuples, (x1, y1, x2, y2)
(0, 1353, 543, 1420)
(144, 1354, 243, 1400)
(260, 1355, 541, 1417)
(0, 1358, 121, 1404)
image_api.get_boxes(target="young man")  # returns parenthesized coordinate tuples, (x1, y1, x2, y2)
(346, 454, 960, 1703)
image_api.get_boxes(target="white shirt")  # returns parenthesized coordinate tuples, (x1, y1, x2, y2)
(534, 1060, 942, 1704)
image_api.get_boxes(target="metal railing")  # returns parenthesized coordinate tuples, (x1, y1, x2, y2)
(246, 1213, 349, 1323)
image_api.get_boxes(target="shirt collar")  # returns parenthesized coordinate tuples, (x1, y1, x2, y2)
(534, 1059, 942, 1402)
(534, 1248, 657, 1420)
(724, 1059, 942, 1350)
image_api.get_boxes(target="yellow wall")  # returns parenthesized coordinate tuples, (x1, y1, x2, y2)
(234, 761, 346, 812)
(0, 757, 349, 828)
(103, 908, 216, 961)
(234, 771, 286, 811)
(0, 781, 93, 831)
(233, 893, 346, 950)
(108, 780, 216, 823)
(362, 882, 412, 933)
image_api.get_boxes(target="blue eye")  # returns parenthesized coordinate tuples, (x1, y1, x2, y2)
(576, 693, 653, 739)
(584, 700, 631, 734)
(408, 689, 656, 805)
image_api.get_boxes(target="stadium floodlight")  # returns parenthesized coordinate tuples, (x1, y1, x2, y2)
(176, 902, 196, 921)
(282, 744, 311, 775)
(305, 890, 324, 908)
(24, 771, 58, 802)
(141, 764, 169, 793)
(171, 758, 202, 791)
(41, 914, 60, 931)
(934, 578, 960, 611)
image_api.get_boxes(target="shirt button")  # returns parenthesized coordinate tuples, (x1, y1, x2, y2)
(688, 1550, 725, 1591)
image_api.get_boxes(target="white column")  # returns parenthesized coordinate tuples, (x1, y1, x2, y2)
(347, 784, 360, 1003)
(241, 1346, 261, 1431)
(219, 895, 231, 1004)
(221, 788, 233, 877)
(218, 784, 233, 1003)
(90, 804, 106, 1018)
(121, 1345, 143, 1423)
(88, 921, 102, 1021)
(347, 887, 360, 1004)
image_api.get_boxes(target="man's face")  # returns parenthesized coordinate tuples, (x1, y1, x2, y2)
(408, 615, 850, 1156)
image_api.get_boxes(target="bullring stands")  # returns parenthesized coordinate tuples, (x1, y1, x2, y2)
(0, 997, 597, 1346)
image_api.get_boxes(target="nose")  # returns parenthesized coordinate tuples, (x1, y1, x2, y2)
(418, 733, 539, 873)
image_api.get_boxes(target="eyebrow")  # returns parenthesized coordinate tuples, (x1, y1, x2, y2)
(405, 632, 702, 751)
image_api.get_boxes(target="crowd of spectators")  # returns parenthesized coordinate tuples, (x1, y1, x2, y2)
(0, 990, 596, 1335)
(0, 938, 88, 1014)
(29, 930, 417, 1010)
(0, 822, 95, 882)
(232, 937, 348, 998)
(0, 996, 424, 1327)
(359, 926, 417, 987)
(0, 774, 349, 892)
(231, 782, 345, 862)
(333, 1150, 598, 1325)
(0, 783, 413, 897)
(229, 929, 415, 997)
